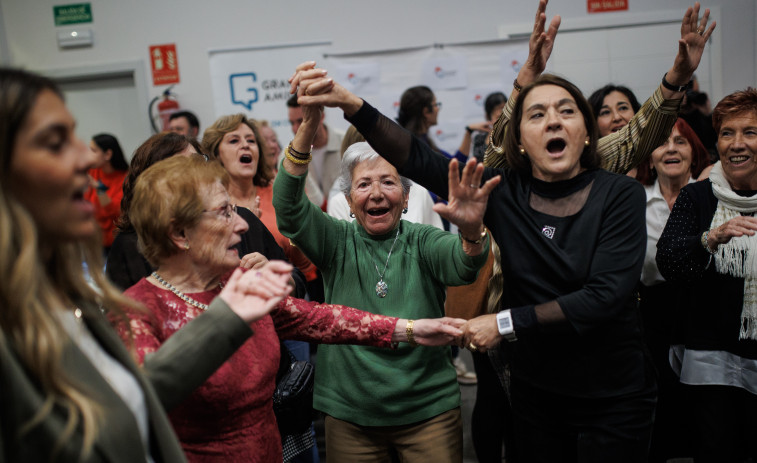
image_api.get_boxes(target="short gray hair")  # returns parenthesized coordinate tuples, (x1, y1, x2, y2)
(339, 142, 412, 196)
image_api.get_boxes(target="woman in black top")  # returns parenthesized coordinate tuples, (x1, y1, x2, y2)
(287, 2, 713, 459)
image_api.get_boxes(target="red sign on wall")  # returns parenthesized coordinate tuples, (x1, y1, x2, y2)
(149, 44, 180, 86)
(588, 0, 628, 13)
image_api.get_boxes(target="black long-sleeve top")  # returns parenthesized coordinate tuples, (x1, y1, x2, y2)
(348, 101, 651, 398)
(656, 180, 757, 360)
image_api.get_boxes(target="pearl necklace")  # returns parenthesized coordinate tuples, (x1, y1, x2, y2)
(151, 271, 213, 311)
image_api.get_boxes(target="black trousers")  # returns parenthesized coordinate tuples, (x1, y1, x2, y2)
(510, 379, 656, 463)
(686, 383, 757, 463)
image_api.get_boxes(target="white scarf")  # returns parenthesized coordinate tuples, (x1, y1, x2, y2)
(709, 161, 757, 340)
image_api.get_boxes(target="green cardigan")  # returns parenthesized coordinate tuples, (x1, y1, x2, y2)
(273, 166, 488, 426)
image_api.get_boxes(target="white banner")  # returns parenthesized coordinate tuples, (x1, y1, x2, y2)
(208, 42, 330, 148)
(325, 40, 528, 154)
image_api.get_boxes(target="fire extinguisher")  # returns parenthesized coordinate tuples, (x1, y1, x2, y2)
(148, 85, 180, 133)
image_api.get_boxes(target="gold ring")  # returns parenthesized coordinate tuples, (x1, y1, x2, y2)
(697, 27, 704, 35)
(468, 342, 478, 352)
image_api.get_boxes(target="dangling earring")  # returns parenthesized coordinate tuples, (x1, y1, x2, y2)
(403, 207, 408, 214)
(349, 211, 355, 218)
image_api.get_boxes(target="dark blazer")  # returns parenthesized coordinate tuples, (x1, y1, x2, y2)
(0, 297, 253, 462)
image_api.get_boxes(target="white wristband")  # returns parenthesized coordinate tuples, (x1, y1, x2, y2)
(496, 309, 517, 342)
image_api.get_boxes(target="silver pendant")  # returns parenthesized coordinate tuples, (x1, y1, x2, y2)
(376, 280, 388, 298)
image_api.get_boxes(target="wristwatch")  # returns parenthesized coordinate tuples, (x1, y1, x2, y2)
(496, 309, 517, 342)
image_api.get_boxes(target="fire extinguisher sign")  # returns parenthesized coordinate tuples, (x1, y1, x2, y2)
(149, 44, 180, 86)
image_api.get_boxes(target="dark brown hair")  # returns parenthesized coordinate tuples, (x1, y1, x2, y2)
(503, 74, 600, 176)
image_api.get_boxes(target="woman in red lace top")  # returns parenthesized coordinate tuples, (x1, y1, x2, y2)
(119, 154, 464, 462)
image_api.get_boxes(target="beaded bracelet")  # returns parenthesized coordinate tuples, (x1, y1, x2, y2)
(512, 78, 523, 93)
(701, 230, 717, 254)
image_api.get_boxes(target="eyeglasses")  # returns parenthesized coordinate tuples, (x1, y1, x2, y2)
(431, 102, 442, 109)
(203, 203, 237, 221)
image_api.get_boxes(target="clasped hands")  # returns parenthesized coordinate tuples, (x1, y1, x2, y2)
(407, 315, 502, 352)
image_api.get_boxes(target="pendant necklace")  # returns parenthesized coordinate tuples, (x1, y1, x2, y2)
(152, 271, 215, 311)
(370, 228, 401, 298)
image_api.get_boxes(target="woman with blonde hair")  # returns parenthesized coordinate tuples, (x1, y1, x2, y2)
(0, 67, 291, 462)
(203, 114, 322, 300)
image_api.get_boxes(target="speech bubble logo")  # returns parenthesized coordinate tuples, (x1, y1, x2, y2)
(230, 73, 258, 111)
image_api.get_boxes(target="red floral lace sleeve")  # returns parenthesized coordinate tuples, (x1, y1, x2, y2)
(271, 296, 398, 347)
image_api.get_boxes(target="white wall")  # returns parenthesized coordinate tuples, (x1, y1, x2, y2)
(0, 0, 753, 145)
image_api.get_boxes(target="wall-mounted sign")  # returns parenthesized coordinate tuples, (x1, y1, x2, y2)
(587, 0, 628, 13)
(53, 3, 92, 26)
(149, 44, 180, 86)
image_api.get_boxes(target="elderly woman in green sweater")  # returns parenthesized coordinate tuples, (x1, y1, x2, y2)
(272, 69, 499, 462)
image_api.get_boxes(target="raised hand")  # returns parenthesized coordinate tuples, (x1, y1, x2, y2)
(405, 317, 467, 346)
(520, 0, 561, 85)
(432, 158, 501, 240)
(290, 62, 364, 117)
(219, 262, 293, 323)
(460, 314, 501, 353)
(664, 2, 716, 93)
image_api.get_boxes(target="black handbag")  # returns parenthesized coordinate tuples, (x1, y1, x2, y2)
(273, 342, 315, 436)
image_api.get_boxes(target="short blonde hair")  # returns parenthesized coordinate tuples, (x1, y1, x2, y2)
(201, 114, 274, 187)
(131, 156, 229, 267)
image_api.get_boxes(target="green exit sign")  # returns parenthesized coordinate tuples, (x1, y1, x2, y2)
(53, 3, 92, 26)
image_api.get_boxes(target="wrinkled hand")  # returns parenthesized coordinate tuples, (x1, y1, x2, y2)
(521, 0, 561, 82)
(288, 61, 329, 130)
(239, 252, 268, 270)
(219, 261, 293, 323)
(461, 314, 502, 353)
(432, 158, 501, 238)
(290, 61, 363, 116)
(709, 216, 757, 247)
(670, 3, 716, 82)
(411, 317, 467, 346)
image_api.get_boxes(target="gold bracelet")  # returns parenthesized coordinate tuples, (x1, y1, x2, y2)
(287, 141, 312, 158)
(284, 148, 312, 165)
(461, 227, 487, 245)
(406, 319, 417, 347)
